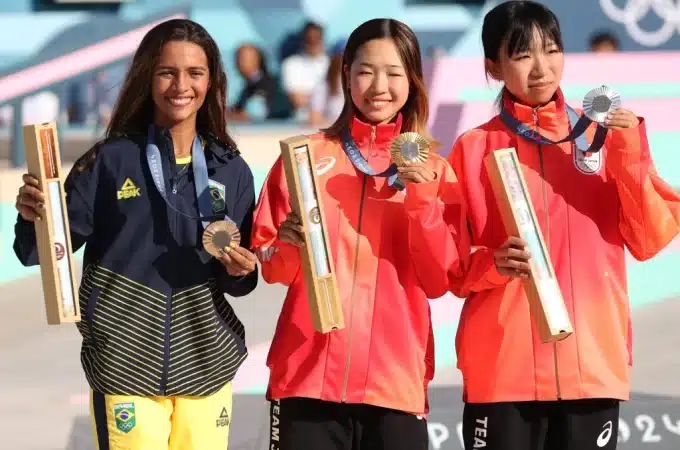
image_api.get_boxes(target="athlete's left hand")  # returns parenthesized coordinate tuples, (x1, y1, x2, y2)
(218, 246, 258, 277)
(397, 161, 437, 184)
(603, 108, 640, 129)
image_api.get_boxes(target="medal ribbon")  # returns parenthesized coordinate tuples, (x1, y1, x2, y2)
(500, 103, 609, 153)
(146, 125, 236, 261)
(340, 127, 405, 191)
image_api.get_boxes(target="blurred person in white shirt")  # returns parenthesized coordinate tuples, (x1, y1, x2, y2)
(281, 21, 329, 120)
(308, 39, 345, 126)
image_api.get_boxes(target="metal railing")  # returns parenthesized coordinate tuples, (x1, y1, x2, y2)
(0, 5, 191, 168)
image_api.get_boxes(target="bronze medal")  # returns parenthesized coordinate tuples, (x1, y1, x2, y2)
(202, 220, 241, 258)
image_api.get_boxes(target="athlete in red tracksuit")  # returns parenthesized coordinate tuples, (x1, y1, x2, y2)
(448, 2, 680, 450)
(251, 18, 468, 450)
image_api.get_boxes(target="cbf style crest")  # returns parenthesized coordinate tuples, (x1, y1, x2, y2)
(209, 180, 226, 213)
(114, 402, 136, 433)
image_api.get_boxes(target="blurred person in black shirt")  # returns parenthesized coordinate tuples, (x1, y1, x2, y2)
(230, 43, 292, 121)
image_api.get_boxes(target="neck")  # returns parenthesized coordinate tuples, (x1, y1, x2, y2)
(155, 115, 196, 158)
(355, 111, 399, 127)
(505, 88, 554, 109)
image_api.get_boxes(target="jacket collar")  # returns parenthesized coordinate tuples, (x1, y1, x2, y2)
(501, 87, 569, 141)
(151, 124, 239, 168)
(348, 113, 403, 151)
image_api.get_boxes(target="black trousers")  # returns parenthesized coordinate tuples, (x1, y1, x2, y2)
(268, 397, 429, 450)
(462, 399, 620, 450)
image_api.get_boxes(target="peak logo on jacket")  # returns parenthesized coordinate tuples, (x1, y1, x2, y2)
(117, 178, 141, 200)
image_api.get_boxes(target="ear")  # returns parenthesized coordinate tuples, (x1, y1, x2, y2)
(484, 58, 502, 82)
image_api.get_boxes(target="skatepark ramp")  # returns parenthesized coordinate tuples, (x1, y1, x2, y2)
(0, 5, 190, 167)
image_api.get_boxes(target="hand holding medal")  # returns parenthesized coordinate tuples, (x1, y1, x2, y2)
(582, 85, 638, 130)
(203, 221, 257, 276)
(390, 132, 436, 184)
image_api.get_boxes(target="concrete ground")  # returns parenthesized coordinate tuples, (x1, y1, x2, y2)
(0, 263, 679, 449)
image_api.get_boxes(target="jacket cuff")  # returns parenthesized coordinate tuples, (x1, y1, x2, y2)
(606, 118, 648, 172)
(477, 248, 509, 287)
(403, 180, 439, 212)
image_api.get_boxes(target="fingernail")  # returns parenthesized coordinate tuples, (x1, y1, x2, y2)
(37, 202, 44, 209)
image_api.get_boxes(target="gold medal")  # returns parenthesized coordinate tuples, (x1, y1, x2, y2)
(390, 132, 430, 166)
(202, 220, 241, 258)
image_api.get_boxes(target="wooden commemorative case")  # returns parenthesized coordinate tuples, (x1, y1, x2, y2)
(23, 122, 81, 325)
(280, 135, 344, 333)
(484, 148, 573, 343)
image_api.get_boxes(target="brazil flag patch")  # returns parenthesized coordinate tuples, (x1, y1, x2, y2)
(114, 402, 136, 433)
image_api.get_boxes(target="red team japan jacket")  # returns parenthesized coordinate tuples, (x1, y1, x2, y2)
(250, 114, 467, 414)
(448, 89, 680, 403)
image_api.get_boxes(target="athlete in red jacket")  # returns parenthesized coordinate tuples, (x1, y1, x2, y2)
(448, 2, 680, 450)
(251, 18, 467, 450)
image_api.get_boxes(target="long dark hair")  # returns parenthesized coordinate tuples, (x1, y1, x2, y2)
(323, 18, 432, 141)
(78, 19, 235, 170)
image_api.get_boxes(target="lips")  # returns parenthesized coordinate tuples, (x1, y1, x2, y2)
(367, 99, 391, 109)
(167, 97, 193, 107)
(529, 82, 552, 89)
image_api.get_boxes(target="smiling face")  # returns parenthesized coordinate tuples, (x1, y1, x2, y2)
(487, 26, 565, 107)
(152, 40, 210, 128)
(346, 38, 410, 125)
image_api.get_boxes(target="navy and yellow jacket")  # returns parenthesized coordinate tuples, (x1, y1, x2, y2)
(13, 126, 258, 397)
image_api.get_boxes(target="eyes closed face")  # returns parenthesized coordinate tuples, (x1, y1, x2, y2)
(152, 40, 210, 127)
(347, 38, 410, 125)
(491, 26, 565, 107)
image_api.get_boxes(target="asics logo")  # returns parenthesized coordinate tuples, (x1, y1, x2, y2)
(597, 420, 613, 448)
(315, 156, 336, 176)
(255, 246, 278, 262)
(600, 0, 680, 47)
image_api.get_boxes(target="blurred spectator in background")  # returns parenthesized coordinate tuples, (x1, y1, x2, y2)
(280, 21, 329, 120)
(0, 90, 60, 127)
(95, 63, 127, 128)
(308, 38, 345, 126)
(230, 43, 292, 122)
(427, 45, 447, 58)
(589, 30, 620, 53)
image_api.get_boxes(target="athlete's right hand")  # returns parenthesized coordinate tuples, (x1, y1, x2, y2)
(277, 211, 305, 247)
(493, 236, 531, 279)
(15, 174, 45, 222)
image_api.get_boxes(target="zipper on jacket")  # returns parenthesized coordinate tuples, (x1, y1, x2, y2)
(159, 135, 176, 396)
(533, 109, 562, 400)
(340, 125, 374, 401)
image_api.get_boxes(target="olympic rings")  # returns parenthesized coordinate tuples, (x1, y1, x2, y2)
(600, 0, 680, 47)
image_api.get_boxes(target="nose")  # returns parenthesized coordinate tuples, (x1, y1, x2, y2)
(174, 72, 190, 92)
(372, 70, 389, 93)
(532, 53, 548, 78)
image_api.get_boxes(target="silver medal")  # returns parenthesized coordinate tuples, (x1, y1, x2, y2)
(582, 86, 622, 124)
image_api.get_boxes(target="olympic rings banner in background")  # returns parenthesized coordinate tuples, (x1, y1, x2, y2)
(599, 0, 680, 47)
(539, 0, 680, 51)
